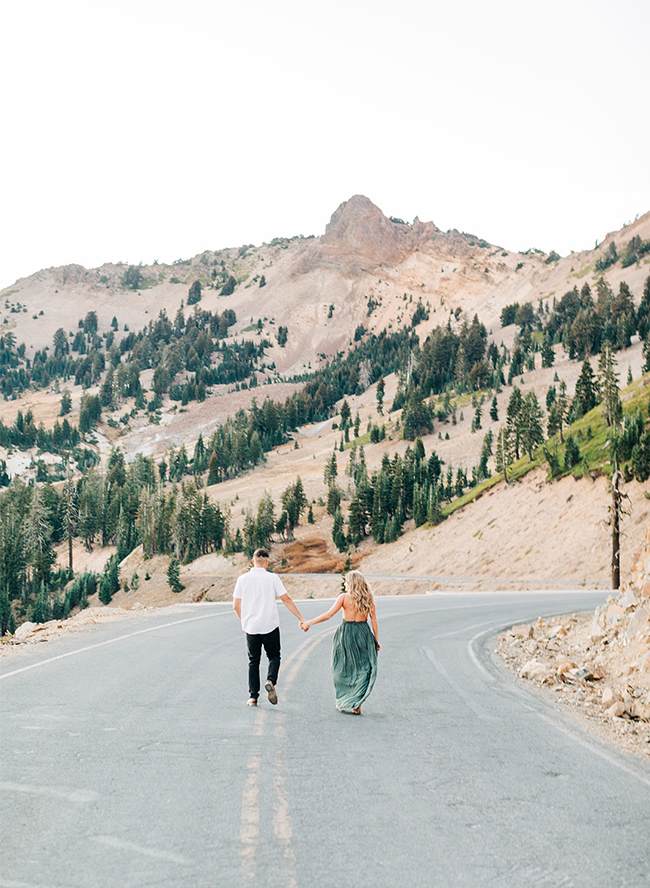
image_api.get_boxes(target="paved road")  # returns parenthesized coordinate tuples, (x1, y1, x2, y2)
(1, 592, 649, 888)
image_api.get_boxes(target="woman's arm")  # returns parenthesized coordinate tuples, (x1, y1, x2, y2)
(302, 594, 345, 630)
(369, 602, 380, 650)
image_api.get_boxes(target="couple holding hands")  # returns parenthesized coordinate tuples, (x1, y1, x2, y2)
(233, 548, 380, 715)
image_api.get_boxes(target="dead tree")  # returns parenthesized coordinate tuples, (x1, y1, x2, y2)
(610, 467, 631, 591)
(611, 468, 623, 590)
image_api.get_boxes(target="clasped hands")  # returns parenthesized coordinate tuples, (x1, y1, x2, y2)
(299, 620, 310, 632)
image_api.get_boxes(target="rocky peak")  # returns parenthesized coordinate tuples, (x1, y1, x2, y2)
(321, 195, 411, 265)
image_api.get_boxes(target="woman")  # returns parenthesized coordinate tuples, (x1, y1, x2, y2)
(301, 570, 380, 714)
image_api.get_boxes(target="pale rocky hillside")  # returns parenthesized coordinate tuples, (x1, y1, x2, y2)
(3, 195, 649, 375)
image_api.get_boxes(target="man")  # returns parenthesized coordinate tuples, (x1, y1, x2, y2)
(233, 548, 305, 706)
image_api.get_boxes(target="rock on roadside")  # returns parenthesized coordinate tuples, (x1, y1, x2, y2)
(495, 523, 650, 760)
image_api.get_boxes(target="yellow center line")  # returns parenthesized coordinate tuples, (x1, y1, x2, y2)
(272, 713, 298, 888)
(239, 746, 262, 883)
(283, 630, 333, 696)
(238, 628, 333, 884)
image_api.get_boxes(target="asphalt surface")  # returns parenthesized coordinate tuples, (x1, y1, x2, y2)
(1, 591, 650, 888)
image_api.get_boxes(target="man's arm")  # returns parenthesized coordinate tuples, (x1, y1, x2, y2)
(233, 597, 242, 620)
(279, 593, 303, 623)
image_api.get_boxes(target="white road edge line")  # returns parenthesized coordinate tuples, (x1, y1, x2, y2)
(0, 610, 232, 681)
(466, 622, 650, 788)
(536, 712, 650, 789)
(467, 625, 505, 681)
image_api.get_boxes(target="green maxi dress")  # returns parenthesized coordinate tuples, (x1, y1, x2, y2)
(331, 619, 378, 712)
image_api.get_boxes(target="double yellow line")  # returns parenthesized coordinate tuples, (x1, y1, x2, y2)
(238, 629, 333, 886)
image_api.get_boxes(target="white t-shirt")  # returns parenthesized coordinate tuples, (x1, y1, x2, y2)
(233, 567, 288, 635)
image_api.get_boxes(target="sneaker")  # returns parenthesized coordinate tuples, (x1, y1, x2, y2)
(247, 698, 258, 706)
(265, 681, 278, 705)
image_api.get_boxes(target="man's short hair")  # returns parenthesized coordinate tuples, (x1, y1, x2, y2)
(253, 548, 269, 560)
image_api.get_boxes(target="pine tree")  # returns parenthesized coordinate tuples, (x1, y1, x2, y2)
(256, 493, 276, 547)
(347, 496, 365, 545)
(323, 452, 338, 486)
(207, 451, 220, 485)
(193, 434, 206, 473)
(598, 342, 622, 428)
(546, 380, 569, 444)
(376, 376, 385, 415)
(426, 486, 443, 525)
(32, 582, 51, 623)
(541, 334, 555, 368)
(0, 589, 13, 636)
(413, 482, 426, 527)
(518, 391, 545, 460)
(292, 477, 308, 523)
(326, 484, 342, 516)
(187, 280, 202, 305)
(495, 425, 514, 481)
(63, 466, 77, 576)
(26, 486, 55, 588)
(505, 387, 523, 460)
(478, 431, 493, 480)
(99, 554, 120, 604)
(332, 506, 347, 552)
(60, 390, 72, 416)
(167, 556, 184, 594)
(574, 358, 599, 417)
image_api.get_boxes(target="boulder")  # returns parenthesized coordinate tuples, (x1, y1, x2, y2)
(604, 701, 627, 718)
(605, 604, 625, 625)
(14, 621, 36, 639)
(511, 624, 534, 639)
(624, 605, 650, 643)
(589, 620, 606, 643)
(556, 655, 577, 675)
(520, 659, 554, 681)
(630, 702, 650, 722)
(568, 667, 595, 682)
(546, 624, 567, 639)
(601, 687, 622, 707)
(617, 587, 637, 610)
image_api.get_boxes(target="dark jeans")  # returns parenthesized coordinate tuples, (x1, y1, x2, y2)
(246, 627, 281, 699)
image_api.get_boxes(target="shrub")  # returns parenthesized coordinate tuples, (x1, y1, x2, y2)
(122, 265, 143, 290)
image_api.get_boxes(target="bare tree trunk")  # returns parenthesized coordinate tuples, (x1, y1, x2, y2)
(68, 518, 73, 577)
(65, 471, 74, 578)
(611, 469, 622, 591)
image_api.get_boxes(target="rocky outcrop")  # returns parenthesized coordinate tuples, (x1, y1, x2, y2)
(496, 524, 650, 757)
(296, 194, 443, 276)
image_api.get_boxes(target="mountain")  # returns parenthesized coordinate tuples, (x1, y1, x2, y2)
(3, 196, 649, 381)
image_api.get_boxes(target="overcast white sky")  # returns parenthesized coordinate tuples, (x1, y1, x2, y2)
(1, 0, 648, 290)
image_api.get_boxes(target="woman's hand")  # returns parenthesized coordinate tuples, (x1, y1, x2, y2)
(299, 620, 310, 632)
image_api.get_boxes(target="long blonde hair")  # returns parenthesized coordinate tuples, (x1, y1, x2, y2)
(344, 570, 374, 617)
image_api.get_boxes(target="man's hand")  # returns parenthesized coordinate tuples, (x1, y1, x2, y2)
(299, 620, 310, 632)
